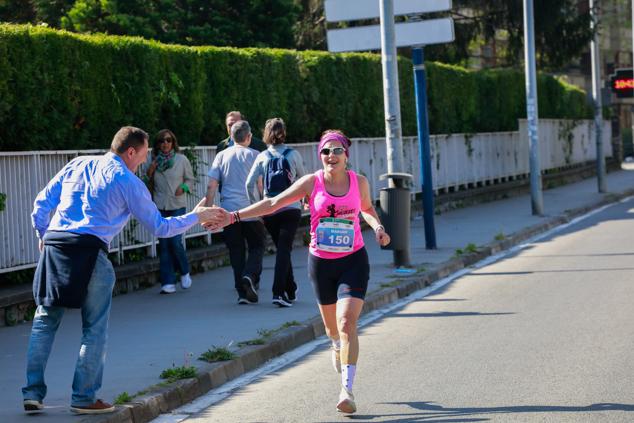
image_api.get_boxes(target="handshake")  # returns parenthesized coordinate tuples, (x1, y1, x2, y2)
(193, 198, 232, 231)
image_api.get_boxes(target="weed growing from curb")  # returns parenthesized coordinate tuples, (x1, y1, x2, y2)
(114, 392, 132, 405)
(237, 321, 302, 347)
(160, 366, 197, 382)
(495, 232, 505, 241)
(380, 279, 403, 288)
(199, 347, 237, 362)
(454, 242, 478, 257)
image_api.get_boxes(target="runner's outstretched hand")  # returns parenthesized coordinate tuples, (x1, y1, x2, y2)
(376, 227, 391, 247)
(201, 207, 231, 231)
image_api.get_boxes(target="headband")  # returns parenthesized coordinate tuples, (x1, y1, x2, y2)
(318, 132, 350, 158)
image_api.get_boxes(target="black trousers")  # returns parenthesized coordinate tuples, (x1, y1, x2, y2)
(222, 220, 266, 296)
(263, 208, 301, 297)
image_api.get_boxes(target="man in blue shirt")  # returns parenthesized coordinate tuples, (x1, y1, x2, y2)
(23, 126, 217, 415)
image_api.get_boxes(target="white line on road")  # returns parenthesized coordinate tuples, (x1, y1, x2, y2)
(151, 197, 629, 422)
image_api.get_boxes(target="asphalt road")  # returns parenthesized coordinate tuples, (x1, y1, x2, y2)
(174, 197, 634, 422)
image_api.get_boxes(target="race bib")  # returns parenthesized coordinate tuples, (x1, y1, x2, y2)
(315, 218, 355, 253)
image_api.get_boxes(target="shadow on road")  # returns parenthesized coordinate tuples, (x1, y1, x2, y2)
(334, 401, 634, 422)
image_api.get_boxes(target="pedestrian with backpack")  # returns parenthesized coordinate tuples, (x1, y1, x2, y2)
(246, 118, 306, 307)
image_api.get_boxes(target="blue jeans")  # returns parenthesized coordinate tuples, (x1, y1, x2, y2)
(159, 208, 190, 286)
(22, 250, 116, 406)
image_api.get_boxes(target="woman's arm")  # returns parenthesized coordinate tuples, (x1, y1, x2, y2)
(205, 174, 315, 229)
(358, 175, 391, 247)
(245, 155, 265, 204)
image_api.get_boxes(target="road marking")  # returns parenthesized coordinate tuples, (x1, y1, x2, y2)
(150, 197, 630, 422)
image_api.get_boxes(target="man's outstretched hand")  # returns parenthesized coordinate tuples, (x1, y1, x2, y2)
(193, 198, 225, 225)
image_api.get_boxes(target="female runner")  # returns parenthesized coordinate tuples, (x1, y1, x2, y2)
(205, 130, 390, 413)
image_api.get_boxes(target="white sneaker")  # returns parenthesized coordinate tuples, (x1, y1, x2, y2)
(336, 387, 356, 414)
(160, 284, 176, 294)
(331, 347, 341, 373)
(180, 274, 192, 289)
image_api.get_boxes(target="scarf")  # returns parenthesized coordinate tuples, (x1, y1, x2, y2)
(156, 150, 175, 172)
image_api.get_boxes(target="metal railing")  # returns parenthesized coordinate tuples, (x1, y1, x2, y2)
(0, 119, 611, 273)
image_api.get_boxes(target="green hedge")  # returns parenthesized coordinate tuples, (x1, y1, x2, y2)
(0, 24, 592, 151)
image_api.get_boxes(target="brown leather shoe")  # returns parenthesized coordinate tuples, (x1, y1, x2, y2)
(70, 399, 115, 414)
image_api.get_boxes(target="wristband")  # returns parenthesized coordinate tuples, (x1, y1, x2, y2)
(375, 225, 385, 233)
(180, 183, 190, 194)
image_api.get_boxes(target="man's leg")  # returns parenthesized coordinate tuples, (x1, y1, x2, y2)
(242, 220, 266, 284)
(222, 222, 247, 296)
(22, 306, 66, 402)
(70, 251, 116, 406)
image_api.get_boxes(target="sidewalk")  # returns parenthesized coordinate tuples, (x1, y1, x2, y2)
(2, 166, 634, 422)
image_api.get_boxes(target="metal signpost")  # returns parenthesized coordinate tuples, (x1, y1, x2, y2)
(590, 0, 606, 193)
(522, 0, 544, 215)
(325, 0, 453, 257)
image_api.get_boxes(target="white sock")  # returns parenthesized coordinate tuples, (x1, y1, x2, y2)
(331, 338, 341, 351)
(341, 364, 356, 392)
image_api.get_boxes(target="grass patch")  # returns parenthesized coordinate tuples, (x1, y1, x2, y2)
(114, 392, 132, 405)
(454, 243, 478, 257)
(199, 347, 237, 362)
(237, 321, 302, 347)
(159, 366, 197, 382)
(380, 280, 402, 288)
(494, 232, 505, 241)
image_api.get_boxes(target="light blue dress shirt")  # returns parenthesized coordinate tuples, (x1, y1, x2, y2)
(32, 152, 198, 245)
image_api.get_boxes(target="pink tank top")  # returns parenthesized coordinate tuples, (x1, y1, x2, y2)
(309, 169, 364, 259)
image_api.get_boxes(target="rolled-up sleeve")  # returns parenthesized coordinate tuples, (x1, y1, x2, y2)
(245, 154, 265, 204)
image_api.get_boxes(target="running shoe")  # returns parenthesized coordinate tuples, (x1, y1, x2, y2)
(272, 294, 293, 308)
(180, 274, 192, 289)
(336, 387, 356, 414)
(241, 276, 258, 303)
(160, 284, 176, 294)
(286, 282, 298, 302)
(237, 297, 256, 305)
(331, 347, 341, 373)
(23, 399, 44, 414)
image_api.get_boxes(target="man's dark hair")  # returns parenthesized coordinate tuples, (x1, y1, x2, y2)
(110, 126, 149, 154)
(231, 120, 251, 144)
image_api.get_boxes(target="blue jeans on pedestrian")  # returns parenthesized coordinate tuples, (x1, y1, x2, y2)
(22, 250, 116, 406)
(159, 208, 190, 286)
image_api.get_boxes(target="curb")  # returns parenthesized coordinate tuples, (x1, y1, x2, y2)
(89, 187, 634, 423)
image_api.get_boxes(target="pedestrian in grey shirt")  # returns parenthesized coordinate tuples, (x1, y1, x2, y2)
(206, 120, 266, 304)
(246, 118, 306, 307)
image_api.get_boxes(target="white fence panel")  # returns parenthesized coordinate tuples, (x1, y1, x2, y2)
(0, 119, 612, 272)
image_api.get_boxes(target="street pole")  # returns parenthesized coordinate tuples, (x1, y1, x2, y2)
(523, 0, 544, 215)
(379, 0, 405, 177)
(379, 0, 411, 267)
(591, 0, 607, 193)
(412, 47, 437, 249)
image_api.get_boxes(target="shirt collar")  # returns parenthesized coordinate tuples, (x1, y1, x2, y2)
(106, 151, 126, 166)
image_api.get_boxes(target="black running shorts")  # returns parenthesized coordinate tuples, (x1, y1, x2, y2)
(307, 247, 370, 305)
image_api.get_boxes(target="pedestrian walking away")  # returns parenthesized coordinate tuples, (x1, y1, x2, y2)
(206, 120, 266, 305)
(204, 129, 391, 414)
(145, 129, 196, 294)
(246, 118, 306, 307)
(24, 126, 218, 415)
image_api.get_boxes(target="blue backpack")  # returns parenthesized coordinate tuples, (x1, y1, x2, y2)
(264, 148, 293, 197)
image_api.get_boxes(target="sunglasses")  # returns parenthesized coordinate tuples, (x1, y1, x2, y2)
(159, 137, 173, 144)
(320, 147, 345, 156)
